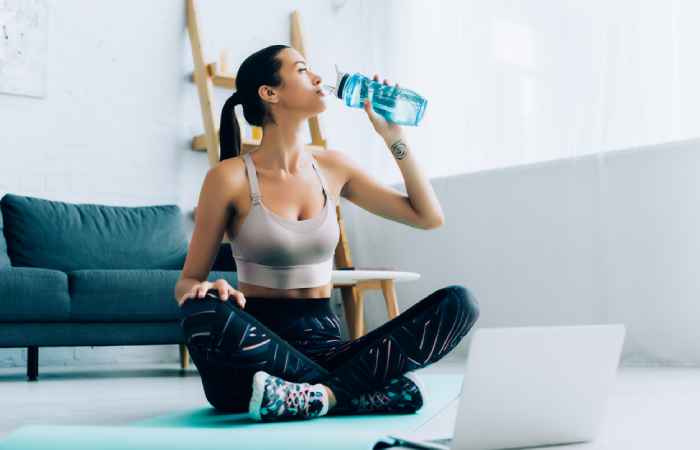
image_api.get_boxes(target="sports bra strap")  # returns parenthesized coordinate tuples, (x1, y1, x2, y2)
(243, 152, 262, 205)
(245, 151, 328, 204)
(309, 156, 329, 195)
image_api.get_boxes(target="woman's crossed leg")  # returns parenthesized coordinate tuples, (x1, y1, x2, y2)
(179, 284, 480, 420)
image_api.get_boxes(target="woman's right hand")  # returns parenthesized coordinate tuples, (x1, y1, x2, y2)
(178, 279, 246, 308)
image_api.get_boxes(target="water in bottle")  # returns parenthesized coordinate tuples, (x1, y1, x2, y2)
(321, 64, 428, 126)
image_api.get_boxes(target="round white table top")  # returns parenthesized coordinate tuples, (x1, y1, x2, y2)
(331, 269, 420, 284)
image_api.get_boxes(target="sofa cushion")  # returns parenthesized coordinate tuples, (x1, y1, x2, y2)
(0, 267, 71, 322)
(0, 209, 10, 269)
(69, 269, 238, 322)
(0, 322, 184, 347)
(0, 193, 189, 271)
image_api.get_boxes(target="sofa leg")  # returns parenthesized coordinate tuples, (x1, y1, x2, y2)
(27, 346, 38, 381)
(179, 343, 189, 370)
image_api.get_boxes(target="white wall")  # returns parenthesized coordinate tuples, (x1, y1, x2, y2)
(0, 0, 698, 369)
(343, 137, 700, 366)
(0, 0, 393, 368)
(381, 0, 700, 183)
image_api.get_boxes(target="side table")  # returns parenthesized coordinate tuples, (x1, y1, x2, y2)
(331, 269, 421, 339)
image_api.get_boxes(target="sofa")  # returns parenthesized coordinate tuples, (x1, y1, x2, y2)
(0, 193, 237, 381)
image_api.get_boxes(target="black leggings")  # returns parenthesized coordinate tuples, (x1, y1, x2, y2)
(178, 284, 480, 413)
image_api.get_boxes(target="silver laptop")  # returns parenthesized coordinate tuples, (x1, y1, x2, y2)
(377, 324, 626, 450)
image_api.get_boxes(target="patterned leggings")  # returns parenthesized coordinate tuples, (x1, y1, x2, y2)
(178, 284, 480, 414)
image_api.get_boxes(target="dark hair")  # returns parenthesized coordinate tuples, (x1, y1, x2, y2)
(219, 44, 290, 161)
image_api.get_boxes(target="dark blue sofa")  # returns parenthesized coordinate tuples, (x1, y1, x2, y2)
(0, 193, 237, 381)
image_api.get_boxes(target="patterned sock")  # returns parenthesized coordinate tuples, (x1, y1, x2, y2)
(331, 371, 426, 415)
(248, 370, 330, 422)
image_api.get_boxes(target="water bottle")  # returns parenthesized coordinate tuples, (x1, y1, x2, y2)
(322, 64, 428, 126)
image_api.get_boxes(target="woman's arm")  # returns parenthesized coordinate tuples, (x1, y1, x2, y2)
(333, 74, 445, 230)
(386, 134, 444, 228)
(174, 164, 238, 302)
(334, 140, 444, 230)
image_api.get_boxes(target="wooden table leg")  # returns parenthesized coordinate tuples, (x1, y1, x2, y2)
(353, 288, 365, 338)
(341, 285, 365, 339)
(340, 285, 356, 339)
(179, 343, 189, 370)
(381, 279, 400, 319)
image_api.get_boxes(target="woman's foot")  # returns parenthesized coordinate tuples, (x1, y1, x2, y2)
(248, 370, 330, 422)
(335, 371, 427, 415)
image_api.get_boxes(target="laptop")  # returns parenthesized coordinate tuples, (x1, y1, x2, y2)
(375, 324, 626, 450)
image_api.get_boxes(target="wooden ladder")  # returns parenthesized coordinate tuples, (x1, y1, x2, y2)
(181, 0, 363, 370)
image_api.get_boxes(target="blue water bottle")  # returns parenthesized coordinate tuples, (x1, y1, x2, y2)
(322, 64, 428, 126)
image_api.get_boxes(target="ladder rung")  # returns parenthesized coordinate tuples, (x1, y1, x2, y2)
(191, 133, 259, 151)
(191, 132, 328, 153)
(211, 74, 235, 89)
(190, 62, 236, 89)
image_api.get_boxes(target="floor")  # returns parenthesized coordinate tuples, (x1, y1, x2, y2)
(0, 355, 697, 449)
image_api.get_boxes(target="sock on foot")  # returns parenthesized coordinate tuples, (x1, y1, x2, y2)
(248, 370, 330, 422)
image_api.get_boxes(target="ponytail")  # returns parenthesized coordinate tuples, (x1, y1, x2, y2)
(218, 44, 289, 161)
(219, 94, 241, 161)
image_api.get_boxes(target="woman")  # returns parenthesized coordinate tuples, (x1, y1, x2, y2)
(174, 44, 480, 422)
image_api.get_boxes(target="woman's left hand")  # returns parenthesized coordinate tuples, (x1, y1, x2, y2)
(364, 74, 406, 144)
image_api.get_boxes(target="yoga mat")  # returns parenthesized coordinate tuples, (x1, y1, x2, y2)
(0, 373, 462, 450)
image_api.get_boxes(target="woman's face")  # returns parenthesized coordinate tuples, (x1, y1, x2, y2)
(261, 48, 327, 119)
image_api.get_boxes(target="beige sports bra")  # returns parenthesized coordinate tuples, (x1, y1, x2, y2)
(229, 151, 340, 289)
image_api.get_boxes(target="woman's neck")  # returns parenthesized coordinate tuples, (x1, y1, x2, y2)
(257, 122, 309, 175)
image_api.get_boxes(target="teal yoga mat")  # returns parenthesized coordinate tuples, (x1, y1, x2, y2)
(0, 373, 462, 450)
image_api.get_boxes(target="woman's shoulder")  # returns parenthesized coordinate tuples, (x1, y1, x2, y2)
(311, 148, 358, 185)
(206, 156, 248, 204)
(310, 148, 349, 175)
(210, 156, 245, 181)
